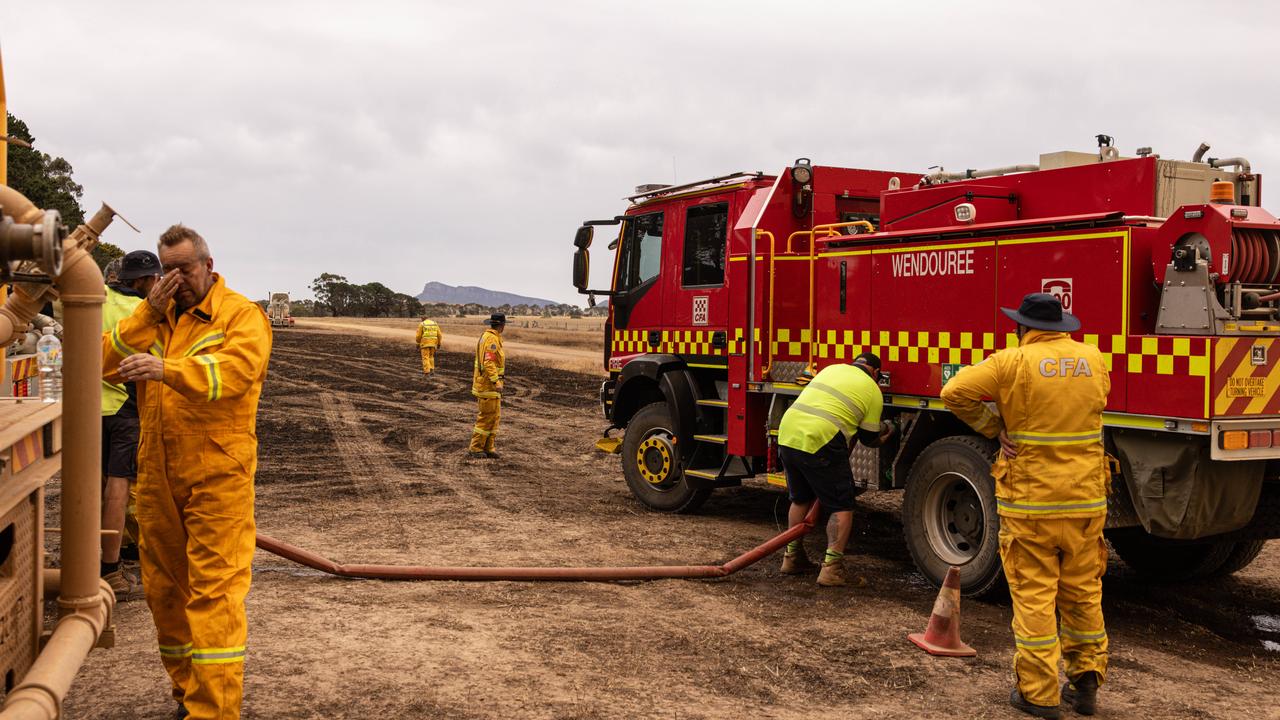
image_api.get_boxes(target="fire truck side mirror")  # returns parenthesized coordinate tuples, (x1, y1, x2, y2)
(573, 248, 590, 291)
(574, 225, 594, 249)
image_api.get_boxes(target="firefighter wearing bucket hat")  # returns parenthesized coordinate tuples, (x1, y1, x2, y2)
(940, 293, 1111, 719)
(469, 313, 506, 458)
(415, 316, 442, 375)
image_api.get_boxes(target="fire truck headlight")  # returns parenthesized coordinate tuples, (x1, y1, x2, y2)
(791, 158, 813, 186)
(954, 202, 976, 223)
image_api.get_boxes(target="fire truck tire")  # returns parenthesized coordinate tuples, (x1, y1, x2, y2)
(1107, 529, 1233, 581)
(902, 436, 1005, 597)
(621, 403, 711, 514)
(1212, 540, 1268, 576)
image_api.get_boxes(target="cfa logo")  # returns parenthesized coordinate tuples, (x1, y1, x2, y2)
(1039, 357, 1094, 378)
(692, 296, 709, 326)
(1042, 278, 1073, 311)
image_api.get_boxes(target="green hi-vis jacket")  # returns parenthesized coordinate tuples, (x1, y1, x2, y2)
(778, 363, 884, 454)
(102, 284, 144, 415)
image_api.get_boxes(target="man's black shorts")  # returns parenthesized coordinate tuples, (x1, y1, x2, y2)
(779, 434, 855, 512)
(102, 413, 139, 479)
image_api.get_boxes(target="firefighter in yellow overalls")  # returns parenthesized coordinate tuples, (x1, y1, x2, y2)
(941, 293, 1111, 720)
(469, 313, 505, 459)
(415, 316, 442, 375)
(105, 225, 271, 720)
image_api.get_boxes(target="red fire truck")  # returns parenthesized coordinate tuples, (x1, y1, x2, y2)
(572, 138, 1280, 594)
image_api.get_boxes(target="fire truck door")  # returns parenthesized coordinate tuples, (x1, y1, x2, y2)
(665, 201, 730, 347)
(611, 210, 668, 352)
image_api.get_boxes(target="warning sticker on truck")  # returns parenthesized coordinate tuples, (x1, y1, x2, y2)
(1226, 377, 1267, 398)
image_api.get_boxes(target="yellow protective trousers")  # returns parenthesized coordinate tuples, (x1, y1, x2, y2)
(999, 515, 1109, 706)
(125, 478, 139, 546)
(469, 396, 500, 453)
(419, 347, 436, 375)
(137, 433, 256, 718)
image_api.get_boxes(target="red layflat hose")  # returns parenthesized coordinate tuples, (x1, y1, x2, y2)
(256, 503, 820, 582)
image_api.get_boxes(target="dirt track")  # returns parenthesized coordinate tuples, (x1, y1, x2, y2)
(61, 328, 1280, 719)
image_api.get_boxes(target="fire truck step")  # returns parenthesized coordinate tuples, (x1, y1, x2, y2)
(693, 434, 728, 444)
(684, 467, 750, 486)
(696, 399, 728, 408)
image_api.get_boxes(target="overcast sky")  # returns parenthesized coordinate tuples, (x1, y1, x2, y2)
(5, 1, 1278, 305)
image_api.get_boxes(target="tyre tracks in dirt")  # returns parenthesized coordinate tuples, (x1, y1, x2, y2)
(264, 329, 602, 532)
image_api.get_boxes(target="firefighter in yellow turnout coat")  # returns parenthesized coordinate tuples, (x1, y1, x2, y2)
(941, 293, 1110, 719)
(104, 226, 271, 720)
(415, 316, 442, 375)
(469, 313, 505, 458)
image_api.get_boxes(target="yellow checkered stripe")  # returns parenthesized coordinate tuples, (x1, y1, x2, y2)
(728, 327, 766, 355)
(774, 329, 1210, 378)
(805, 329, 1017, 366)
(611, 329, 726, 356)
(1123, 335, 1211, 376)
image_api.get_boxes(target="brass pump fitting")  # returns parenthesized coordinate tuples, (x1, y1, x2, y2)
(0, 210, 64, 276)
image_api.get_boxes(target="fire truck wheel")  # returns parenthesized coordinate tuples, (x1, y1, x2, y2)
(1214, 540, 1268, 576)
(902, 436, 1005, 597)
(1107, 529, 1234, 581)
(620, 403, 711, 514)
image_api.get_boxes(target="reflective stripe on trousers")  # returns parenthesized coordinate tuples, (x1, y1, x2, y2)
(997, 497, 1108, 515)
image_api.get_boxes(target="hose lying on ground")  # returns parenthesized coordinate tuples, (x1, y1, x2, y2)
(255, 503, 820, 582)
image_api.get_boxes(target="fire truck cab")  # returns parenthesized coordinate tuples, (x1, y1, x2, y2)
(573, 140, 1280, 595)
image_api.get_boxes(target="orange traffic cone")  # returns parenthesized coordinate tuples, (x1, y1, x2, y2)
(908, 566, 976, 657)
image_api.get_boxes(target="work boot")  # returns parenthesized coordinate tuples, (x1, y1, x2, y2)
(103, 568, 143, 601)
(1062, 671, 1099, 716)
(1009, 687, 1061, 719)
(816, 559, 848, 587)
(780, 546, 816, 575)
(485, 450, 500, 459)
(467, 451, 487, 460)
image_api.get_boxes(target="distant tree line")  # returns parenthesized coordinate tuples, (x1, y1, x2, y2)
(307, 273, 424, 317)
(303, 273, 606, 319)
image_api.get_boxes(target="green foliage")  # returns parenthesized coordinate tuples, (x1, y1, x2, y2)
(289, 299, 320, 317)
(309, 272, 350, 316)
(309, 273, 424, 318)
(91, 241, 125, 273)
(5, 113, 85, 228)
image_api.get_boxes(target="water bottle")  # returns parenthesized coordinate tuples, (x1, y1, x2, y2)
(36, 328, 62, 403)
